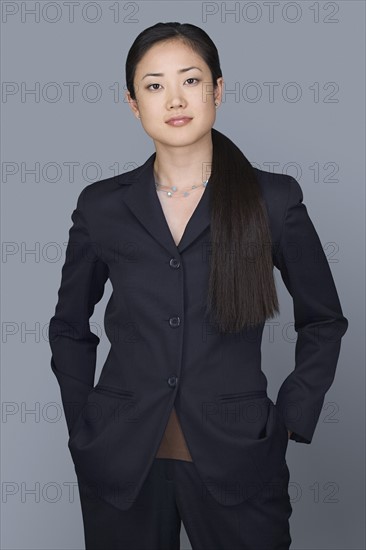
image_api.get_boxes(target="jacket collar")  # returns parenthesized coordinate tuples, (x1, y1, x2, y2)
(119, 152, 211, 256)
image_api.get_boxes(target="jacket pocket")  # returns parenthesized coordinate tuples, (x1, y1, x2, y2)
(217, 390, 267, 403)
(92, 384, 135, 399)
(68, 386, 135, 442)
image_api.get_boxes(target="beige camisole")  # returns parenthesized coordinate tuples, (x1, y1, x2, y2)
(155, 407, 193, 461)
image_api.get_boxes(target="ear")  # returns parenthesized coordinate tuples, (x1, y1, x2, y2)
(214, 77, 224, 106)
(125, 90, 140, 119)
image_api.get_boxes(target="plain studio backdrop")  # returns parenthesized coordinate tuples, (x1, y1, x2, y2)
(1, 1, 364, 549)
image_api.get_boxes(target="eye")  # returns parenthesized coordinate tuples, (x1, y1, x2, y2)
(146, 78, 200, 91)
(146, 83, 161, 91)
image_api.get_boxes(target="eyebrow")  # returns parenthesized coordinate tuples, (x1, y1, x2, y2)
(141, 66, 203, 81)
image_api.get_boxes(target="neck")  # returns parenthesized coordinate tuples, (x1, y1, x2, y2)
(153, 135, 213, 188)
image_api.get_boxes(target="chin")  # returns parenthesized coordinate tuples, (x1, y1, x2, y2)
(147, 121, 212, 147)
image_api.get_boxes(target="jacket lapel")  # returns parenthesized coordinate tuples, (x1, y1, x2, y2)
(119, 152, 211, 256)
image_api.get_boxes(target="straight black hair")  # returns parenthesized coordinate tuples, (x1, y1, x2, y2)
(125, 22, 280, 333)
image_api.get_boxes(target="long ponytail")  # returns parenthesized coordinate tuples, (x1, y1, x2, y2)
(205, 127, 279, 332)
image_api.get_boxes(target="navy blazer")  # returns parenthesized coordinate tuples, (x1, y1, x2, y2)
(49, 151, 348, 511)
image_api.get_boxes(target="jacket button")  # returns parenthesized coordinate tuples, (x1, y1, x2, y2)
(169, 316, 180, 328)
(167, 376, 178, 388)
(169, 258, 180, 269)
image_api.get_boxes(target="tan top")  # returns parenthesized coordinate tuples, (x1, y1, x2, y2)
(155, 406, 193, 461)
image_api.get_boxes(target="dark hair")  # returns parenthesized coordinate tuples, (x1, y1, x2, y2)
(125, 22, 279, 333)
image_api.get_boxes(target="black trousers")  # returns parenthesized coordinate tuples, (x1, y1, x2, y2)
(77, 458, 293, 550)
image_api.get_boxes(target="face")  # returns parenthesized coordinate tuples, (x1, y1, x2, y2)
(125, 39, 223, 149)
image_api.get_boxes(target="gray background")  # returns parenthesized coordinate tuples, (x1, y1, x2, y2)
(1, 1, 364, 549)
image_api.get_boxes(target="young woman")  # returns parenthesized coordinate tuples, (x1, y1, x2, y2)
(49, 22, 348, 550)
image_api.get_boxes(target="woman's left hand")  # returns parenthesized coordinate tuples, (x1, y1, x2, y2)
(288, 430, 292, 439)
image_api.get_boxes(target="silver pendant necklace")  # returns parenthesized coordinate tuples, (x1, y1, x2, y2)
(154, 178, 209, 198)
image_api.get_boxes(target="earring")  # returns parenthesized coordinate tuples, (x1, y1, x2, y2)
(215, 102, 219, 108)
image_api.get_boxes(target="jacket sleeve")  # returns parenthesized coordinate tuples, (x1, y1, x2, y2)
(273, 176, 348, 444)
(48, 188, 109, 435)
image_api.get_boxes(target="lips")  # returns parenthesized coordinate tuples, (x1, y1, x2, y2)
(166, 116, 192, 126)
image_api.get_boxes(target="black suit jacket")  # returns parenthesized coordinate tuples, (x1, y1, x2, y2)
(49, 151, 348, 511)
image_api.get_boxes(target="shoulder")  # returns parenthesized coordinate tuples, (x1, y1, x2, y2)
(253, 166, 298, 204)
(77, 152, 155, 201)
(74, 158, 148, 215)
(253, 166, 303, 207)
(252, 167, 304, 240)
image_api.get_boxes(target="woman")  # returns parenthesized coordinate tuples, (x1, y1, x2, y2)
(49, 22, 348, 550)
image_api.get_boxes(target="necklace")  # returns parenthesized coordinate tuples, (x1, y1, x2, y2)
(154, 178, 209, 198)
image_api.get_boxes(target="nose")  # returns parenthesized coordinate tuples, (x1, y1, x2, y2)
(168, 100, 184, 110)
(166, 90, 185, 110)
